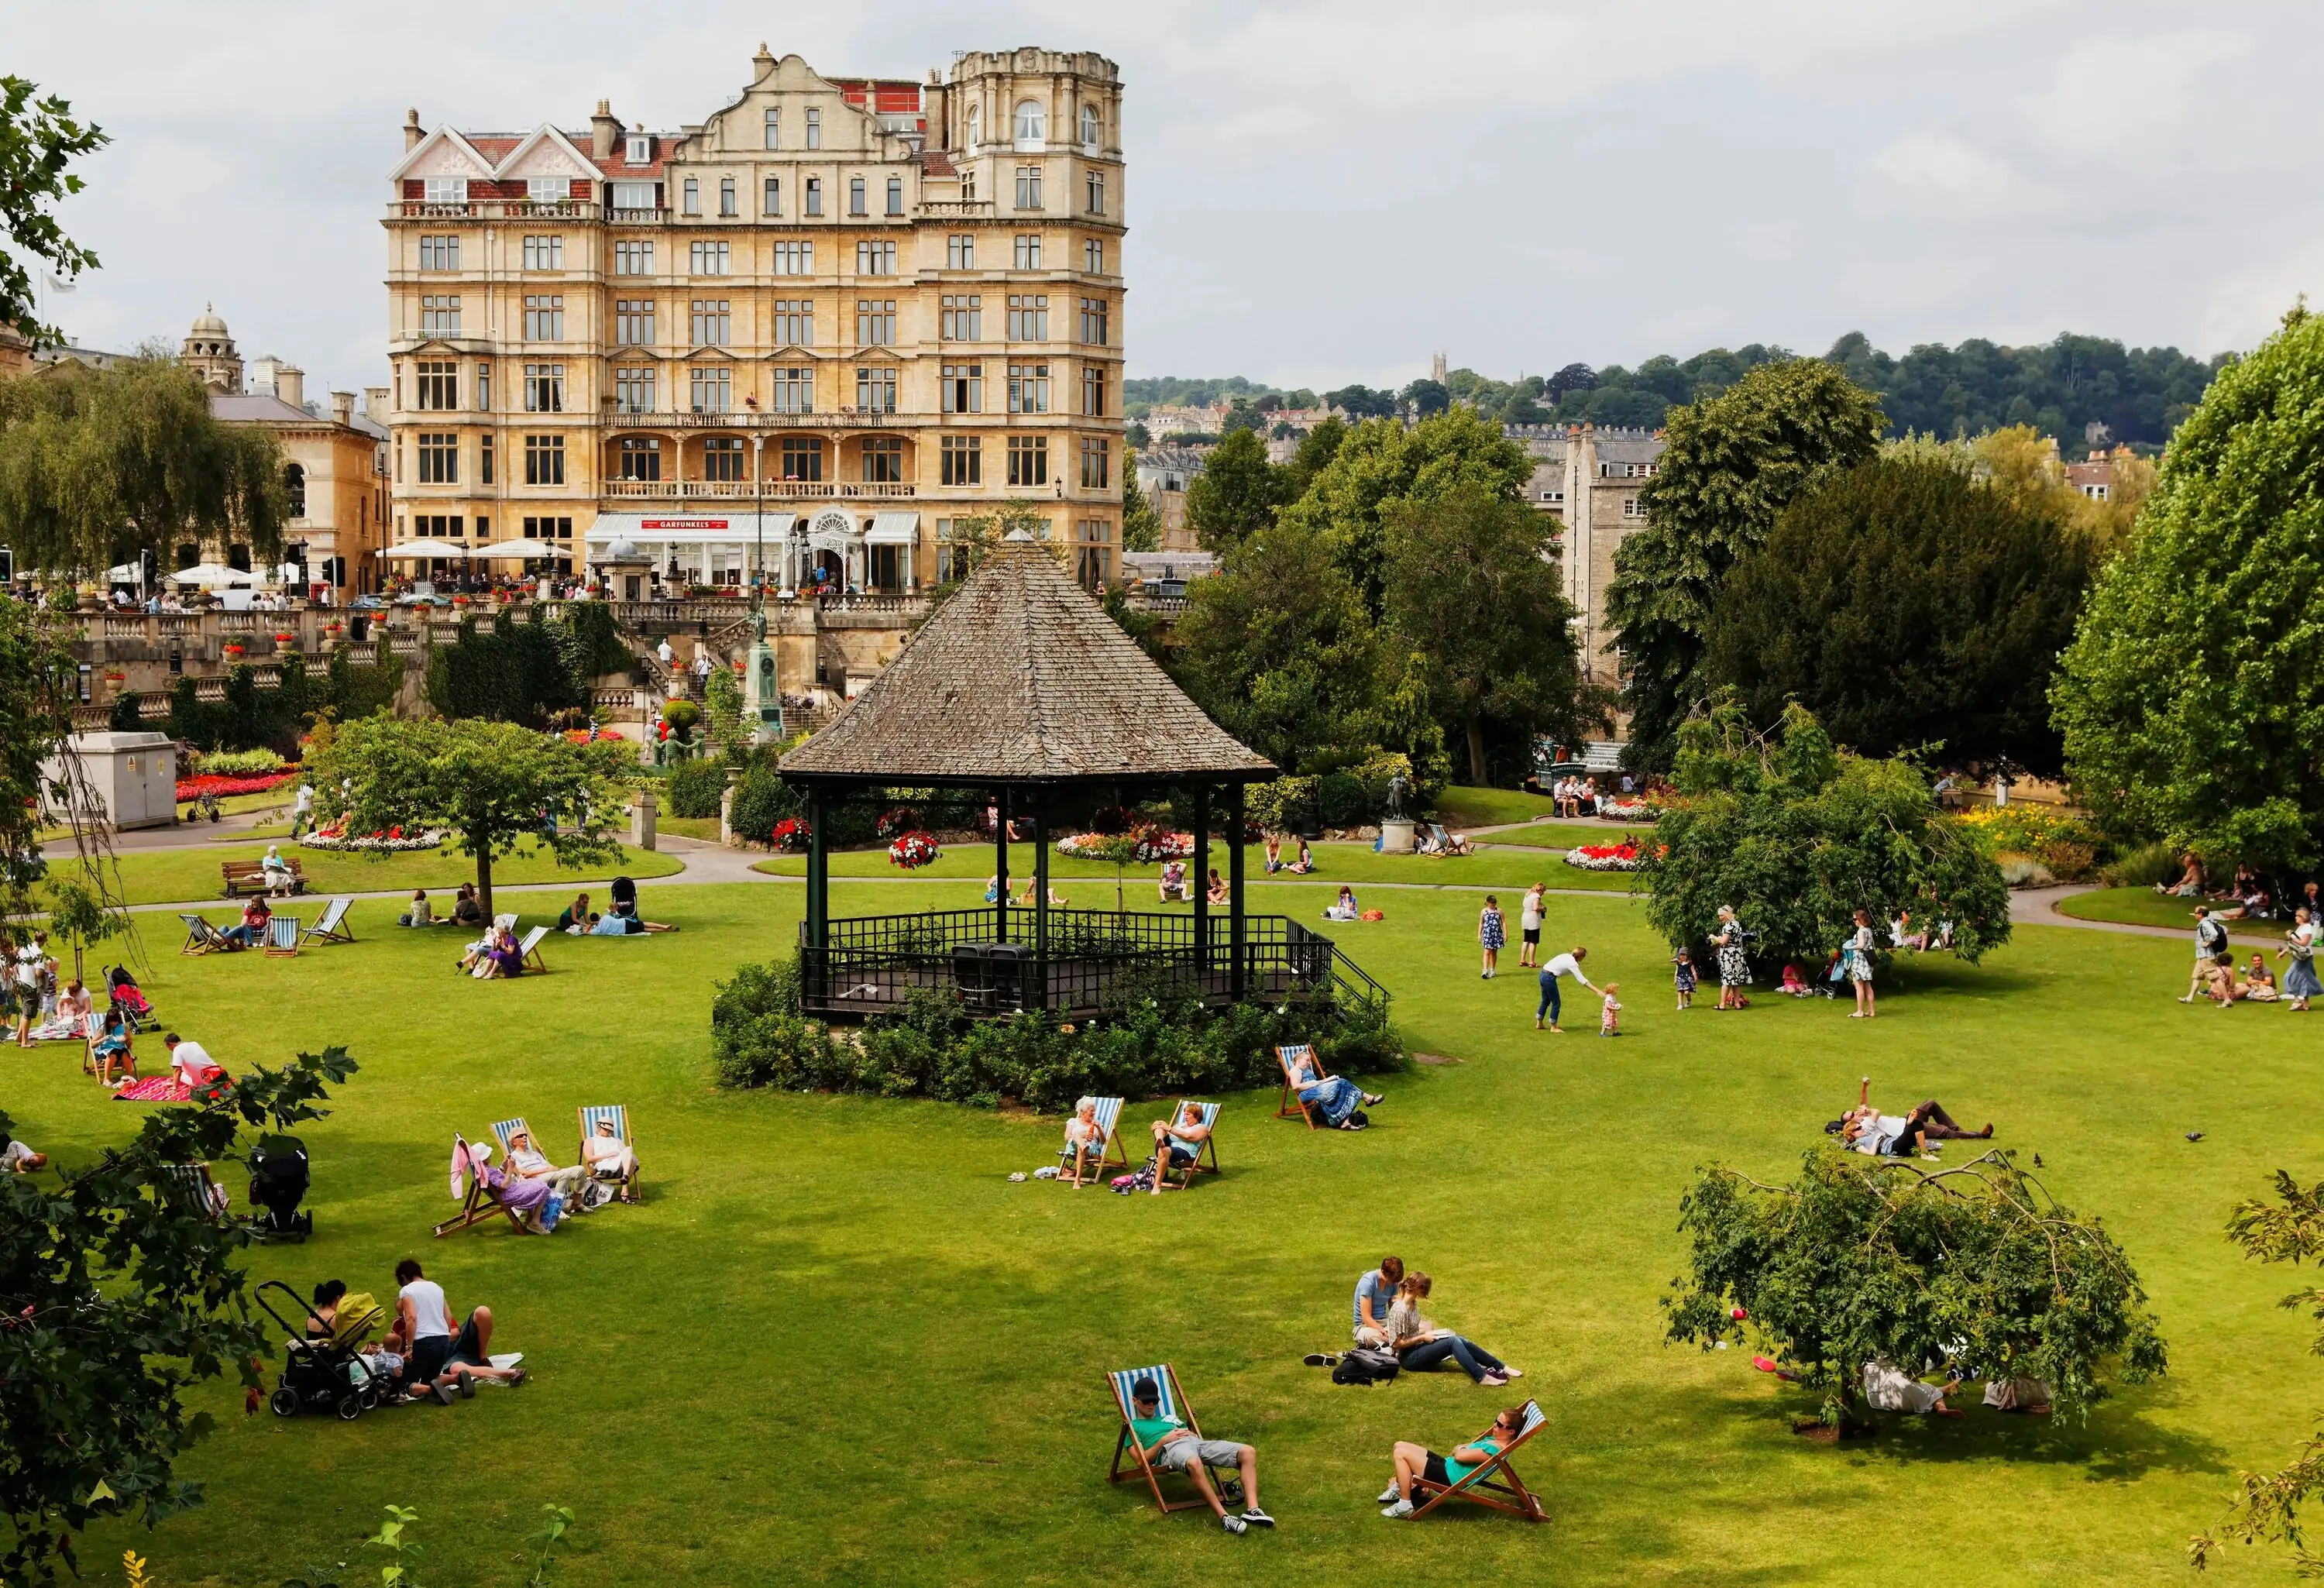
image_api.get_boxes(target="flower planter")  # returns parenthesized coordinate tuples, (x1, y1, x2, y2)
(222, 644, 246, 659)
(272, 632, 297, 644)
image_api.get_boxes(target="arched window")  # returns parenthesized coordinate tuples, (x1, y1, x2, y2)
(1013, 100, 1046, 146)
(1080, 104, 1099, 149)
(965, 103, 981, 150)
(284, 462, 306, 518)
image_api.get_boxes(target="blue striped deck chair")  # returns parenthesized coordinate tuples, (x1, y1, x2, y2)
(299, 897, 355, 947)
(490, 1117, 533, 1160)
(1408, 1399, 1549, 1522)
(1106, 1364, 1213, 1514)
(1157, 1101, 1221, 1187)
(179, 913, 232, 956)
(1275, 1044, 1322, 1128)
(1058, 1096, 1127, 1183)
(157, 1162, 230, 1225)
(263, 914, 301, 957)
(577, 1104, 638, 1201)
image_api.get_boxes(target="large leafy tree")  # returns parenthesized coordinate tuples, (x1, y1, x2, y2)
(0, 359, 287, 579)
(1184, 428, 1287, 555)
(2052, 305, 2324, 872)
(1638, 699, 2009, 968)
(1384, 486, 1599, 784)
(424, 609, 598, 727)
(1705, 455, 2092, 772)
(1, 594, 122, 934)
(1276, 407, 1532, 616)
(0, 76, 105, 346)
(1666, 1144, 2167, 1429)
(1120, 449, 1163, 553)
(1606, 359, 1886, 768)
(311, 716, 633, 916)
(0, 1047, 356, 1586)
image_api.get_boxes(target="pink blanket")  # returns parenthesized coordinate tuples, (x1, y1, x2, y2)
(114, 1076, 192, 1102)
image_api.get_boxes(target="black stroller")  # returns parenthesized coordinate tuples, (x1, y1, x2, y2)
(246, 1136, 312, 1242)
(254, 1280, 384, 1421)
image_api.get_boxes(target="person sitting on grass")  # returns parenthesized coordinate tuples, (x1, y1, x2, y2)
(1890, 909, 1930, 952)
(1123, 1376, 1272, 1535)
(1350, 1255, 1404, 1349)
(222, 895, 271, 950)
(2240, 954, 2280, 1002)
(1147, 1101, 1212, 1194)
(1834, 1078, 1991, 1157)
(1778, 963, 1813, 997)
(1284, 1047, 1383, 1131)
(1325, 885, 1360, 923)
(1061, 1097, 1109, 1188)
(555, 892, 591, 933)
(1206, 868, 1229, 906)
(162, 1032, 225, 1095)
(1263, 834, 1284, 875)
(390, 1258, 527, 1405)
(399, 889, 435, 928)
(1380, 1405, 1527, 1518)
(1285, 840, 1314, 875)
(450, 883, 484, 930)
(2200, 950, 2239, 1007)
(31, 978, 91, 1041)
(1386, 1273, 1518, 1387)
(2156, 853, 2205, 897)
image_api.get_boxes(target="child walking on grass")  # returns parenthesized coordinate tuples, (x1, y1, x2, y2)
(1478, 896, 1504, 980)
(1673, 950, 1696, 1011)
(1600, 983, 1622, 1036)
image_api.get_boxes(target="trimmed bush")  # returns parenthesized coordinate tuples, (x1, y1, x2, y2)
(711, 954, 1403, 1112)
(665, 756, 728, 820)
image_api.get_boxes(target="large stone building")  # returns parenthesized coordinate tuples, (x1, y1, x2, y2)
(1507, 423, 1666, 689)
(381, 43, 1126, 596)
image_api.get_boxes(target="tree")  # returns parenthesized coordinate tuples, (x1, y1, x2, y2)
(1220, 398, 1267, 436)
(1119, 449, 1163, 552)
(0, 359, 287, 580)
(425, 610, 591, 727)
(2192, 1171, 2324, 1573)
(1276, 408, 1533, 617)
(1546, 363, 1596, 402)
(1183, 428, 1286, 555)
(0, 1045, 356, 1586)
(310, 716, 633, 917)
(703, 662, 748, 751)
(1665, 1143, 2167, 1429)
(2052, 306, 2324, 872)
(0, 76, 106, 346)
(1607, 359, 1887, 768)
(1324, 383, 1397, 419)
(1638, 699, 2009, 968)
(1279, 415, 1346, 498)
(43, 878, 122, 984)
(1401, 377, 1450, 417)
(1383, 486, 1599, 784)
(1704, 455, 2092, 772)
(0, 594, 119, 940)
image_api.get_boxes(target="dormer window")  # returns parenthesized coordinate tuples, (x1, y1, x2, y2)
(528, 176, 565, 203)
(423, 177, 467, 205)
(1080, 104, 1099, 150)
(1014, 100, 1047, 148)
(627, 134, 651, 166)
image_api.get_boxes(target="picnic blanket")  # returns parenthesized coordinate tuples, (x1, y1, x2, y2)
(114, 1076, 193, 1102)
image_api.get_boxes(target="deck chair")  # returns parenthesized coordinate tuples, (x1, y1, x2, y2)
(1105, 1364, 1215, 1514)
(179, 913, 233, 956)
(1274, 1045, 1322, 1128)
(1157, 1102, 1221, 1186)
(432, 1133, 533, 1238)
(263, 915, 300, 957)
(490, 1116, 534, 1160)
(577, 1104, 638, 1201)
(299, 896, 355, 947)
(492, 911, 518, 934)
(156, 1163, 231, 1225)
(1408, 1400, 1549, 1523)
(517, 924, 552, 973)
(1057, 1096, 1129, 1180)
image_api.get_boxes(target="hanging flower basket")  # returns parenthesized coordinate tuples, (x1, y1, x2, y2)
(888, 830, 941, 869)
(771, 816, 812, 853)
(1563, 840, 1642, 871)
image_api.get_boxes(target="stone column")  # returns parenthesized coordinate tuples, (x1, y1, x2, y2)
(628, 786, 658, 851)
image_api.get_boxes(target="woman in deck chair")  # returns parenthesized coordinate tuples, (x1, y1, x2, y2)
(1061, 1097, 1109, 1188)
(88, 1008, 136, 1087)
(1380, 1404, 1528, 1518)
(1284, 1047, 1382, 1131)
(579, 1115, 640, 1202)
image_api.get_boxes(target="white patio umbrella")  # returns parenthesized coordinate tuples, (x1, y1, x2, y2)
(169, 563, 256, 586)
(467, 539, 564, 560)
(381, 541, 472, 561)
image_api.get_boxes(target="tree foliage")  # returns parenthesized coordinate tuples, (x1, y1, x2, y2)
(309, 716, 631, 916)
(1705, 455, 2092, 772)
(1607, 359, 1887, 768)
(0, 594, 121, 940)
(0, 1045, 357, 1586)
(1827, 329, 2220, 450)
(2052, 306, 2324, 872)
(1664, 1144, 2167, 1428)
(1184, 428, 1287, 555)
(1638, 699, 2009, 968)
(0, 359, 287, 580)
(1383, 486, 1600, 785)
(1120, 449, 1163, 553)
(0, 76, 106, 346)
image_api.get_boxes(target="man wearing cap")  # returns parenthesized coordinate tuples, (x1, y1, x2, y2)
(1126, 1377, 1273, 1535)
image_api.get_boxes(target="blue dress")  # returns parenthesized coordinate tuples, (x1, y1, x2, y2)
(1480, 909, 1506, 950)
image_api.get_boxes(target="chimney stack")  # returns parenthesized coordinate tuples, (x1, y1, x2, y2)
(404, 108, 424, 150)
(591, 98, 620, 161)
(363, 385, 390, 420)
(330, 390, 356, 428)
(274, 365, 305, 409)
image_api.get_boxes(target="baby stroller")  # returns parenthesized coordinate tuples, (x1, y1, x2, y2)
(246, 1135, 312, 1242)
(254, 1280, 383, 1421)
(105, 966, 160, 1033)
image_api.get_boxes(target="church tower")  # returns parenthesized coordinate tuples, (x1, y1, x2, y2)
(181, 304, 242, 392)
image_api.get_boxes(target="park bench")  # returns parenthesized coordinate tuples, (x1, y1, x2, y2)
(221, 857, 308, 897)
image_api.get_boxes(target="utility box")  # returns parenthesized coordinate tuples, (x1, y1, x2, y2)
(43, 731, 178, 831)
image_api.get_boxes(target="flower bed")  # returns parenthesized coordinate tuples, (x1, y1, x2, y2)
(1563, 840, 1642, 871)
(300, 823, 442, 852)
(174, 770, 299, 802)
(1057, 825, 1192, 864)
(1597, 799, 1659, 822)
(888, 830, 941, 869)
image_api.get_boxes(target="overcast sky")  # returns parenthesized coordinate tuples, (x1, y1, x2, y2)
(10, 1, 2319, 398)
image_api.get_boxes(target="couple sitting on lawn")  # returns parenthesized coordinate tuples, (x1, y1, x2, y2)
(1333, 1255, 1523, 1387)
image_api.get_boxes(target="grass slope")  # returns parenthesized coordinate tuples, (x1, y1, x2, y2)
(19, 880, 2317, 1584)
(2056, 888, 2295, 944)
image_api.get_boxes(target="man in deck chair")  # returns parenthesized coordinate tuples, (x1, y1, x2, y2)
(578, 1109, 640, 1204)
(1380, 1402, 1547, 1521)
(1124, 1375, 1274, 1535)
(1147, 1101, 1215, 1194)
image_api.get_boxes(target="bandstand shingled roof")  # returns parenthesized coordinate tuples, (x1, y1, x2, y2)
(779, 534, 1275, 787)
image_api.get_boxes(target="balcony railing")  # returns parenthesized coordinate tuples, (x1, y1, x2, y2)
(601, 409, 906, 430)
(390, 200, 607, 222)
(610, 207, 668, 224)
(602, 479, 917, 501)
(920, 200, 996, 218)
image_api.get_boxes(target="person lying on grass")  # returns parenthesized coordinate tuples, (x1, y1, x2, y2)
(1061, 1097, 1109, 1188)
(1125, 1376, 1273, 1535)
(390, 1258, 528, 1405)
(1831, 1078, 1991, 1157)
(1386, 1273, 1519, 1387)
(1380, 1405, 1526, 1518)
(1147, 1100, 1212, 1194)
(1284, 1047, 1383, 1131)
(1862, 1358, 1964, 1418)
(2, 1136, 47, 1173)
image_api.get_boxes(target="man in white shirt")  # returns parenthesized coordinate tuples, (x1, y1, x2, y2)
(1535, 947, 1598, 1033)
(390, 1257, 527, 1403)
(291, 782, 315, 837)
(163, 1033, 223, 1089)
(656, 637, 674, 668)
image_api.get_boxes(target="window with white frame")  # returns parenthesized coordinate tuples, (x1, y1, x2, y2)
(856, 240, 896, 276)
(720, 177, 737, 216)
(524, 433, 564, 485)
(965, 104, 982, 150)
(423, 176, 467, 205)
(774, 241, 814, 275)
(690, 299, 731, 345)
(947, 234, 975, 270)
(521, 294, 563, 339)
(1014, 101, 1047, 146)
(1081, 104, 1100, 150)
(419, 295, 460, 335)
(615, 367, 654, 414)
(1080, 437, 1110, 490)
(476, 363, 490, 411)
(419, 235, 459, 271)
(941, 363, 982, 414)
(1014, 234, 1042, 270)
(611, 181, 655, 211)
(689, 366, 731, 412)
(1006, 294, 1048, 340)
(523, 363, 565, 412)
(763, 176, 780, 215)
(805, 177, 822, 215)
(690, 240, 731, 275)
(1015, 167, 1042, 210)
(772, 299, 813, 346)
(887, 176, 904, 216)
(941, 294, 982, 340)
(627, 133, 651, 165)
(615, 300, 655, 345)
(856, 366, 897, 414)
(614, 240, 654, 276)
(1622, 497, 1647, 518)
(856, 298, 896, 346)
(522, 235, 562, 270)
(415, 359, 458, 411)
(764, 108, 779, 149)
(771, 367, 814, 415)
(528, 176, 566, 204)
(1008, 363, 1050, 414)
(682, 177, 700, 215)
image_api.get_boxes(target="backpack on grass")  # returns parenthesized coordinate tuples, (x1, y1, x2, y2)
(1333, 1347, 1400, 1386)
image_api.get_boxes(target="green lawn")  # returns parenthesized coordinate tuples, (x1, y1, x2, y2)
(2054, 888, 2292, 942)
(1471, 821, 1642, 850)
(748, 840, 1640, 895)
(1432, 784, 1559, 829)
(24, 878, 2320, 1583)
(46, 840, 682, 909)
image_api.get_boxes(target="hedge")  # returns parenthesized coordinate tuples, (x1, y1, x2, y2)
(664, 756, 728, 820)
(710, 954, 1404, 1112)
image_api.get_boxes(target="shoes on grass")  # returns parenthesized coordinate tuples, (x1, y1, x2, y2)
(1379, 1483, 1404, 1504)
(1240, 1507, 1275, 1528)
(1219, 1514, 1247, 1535)
(1304, 1353, 1339, 1367)
(1381, 1499, 1415, 1519)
